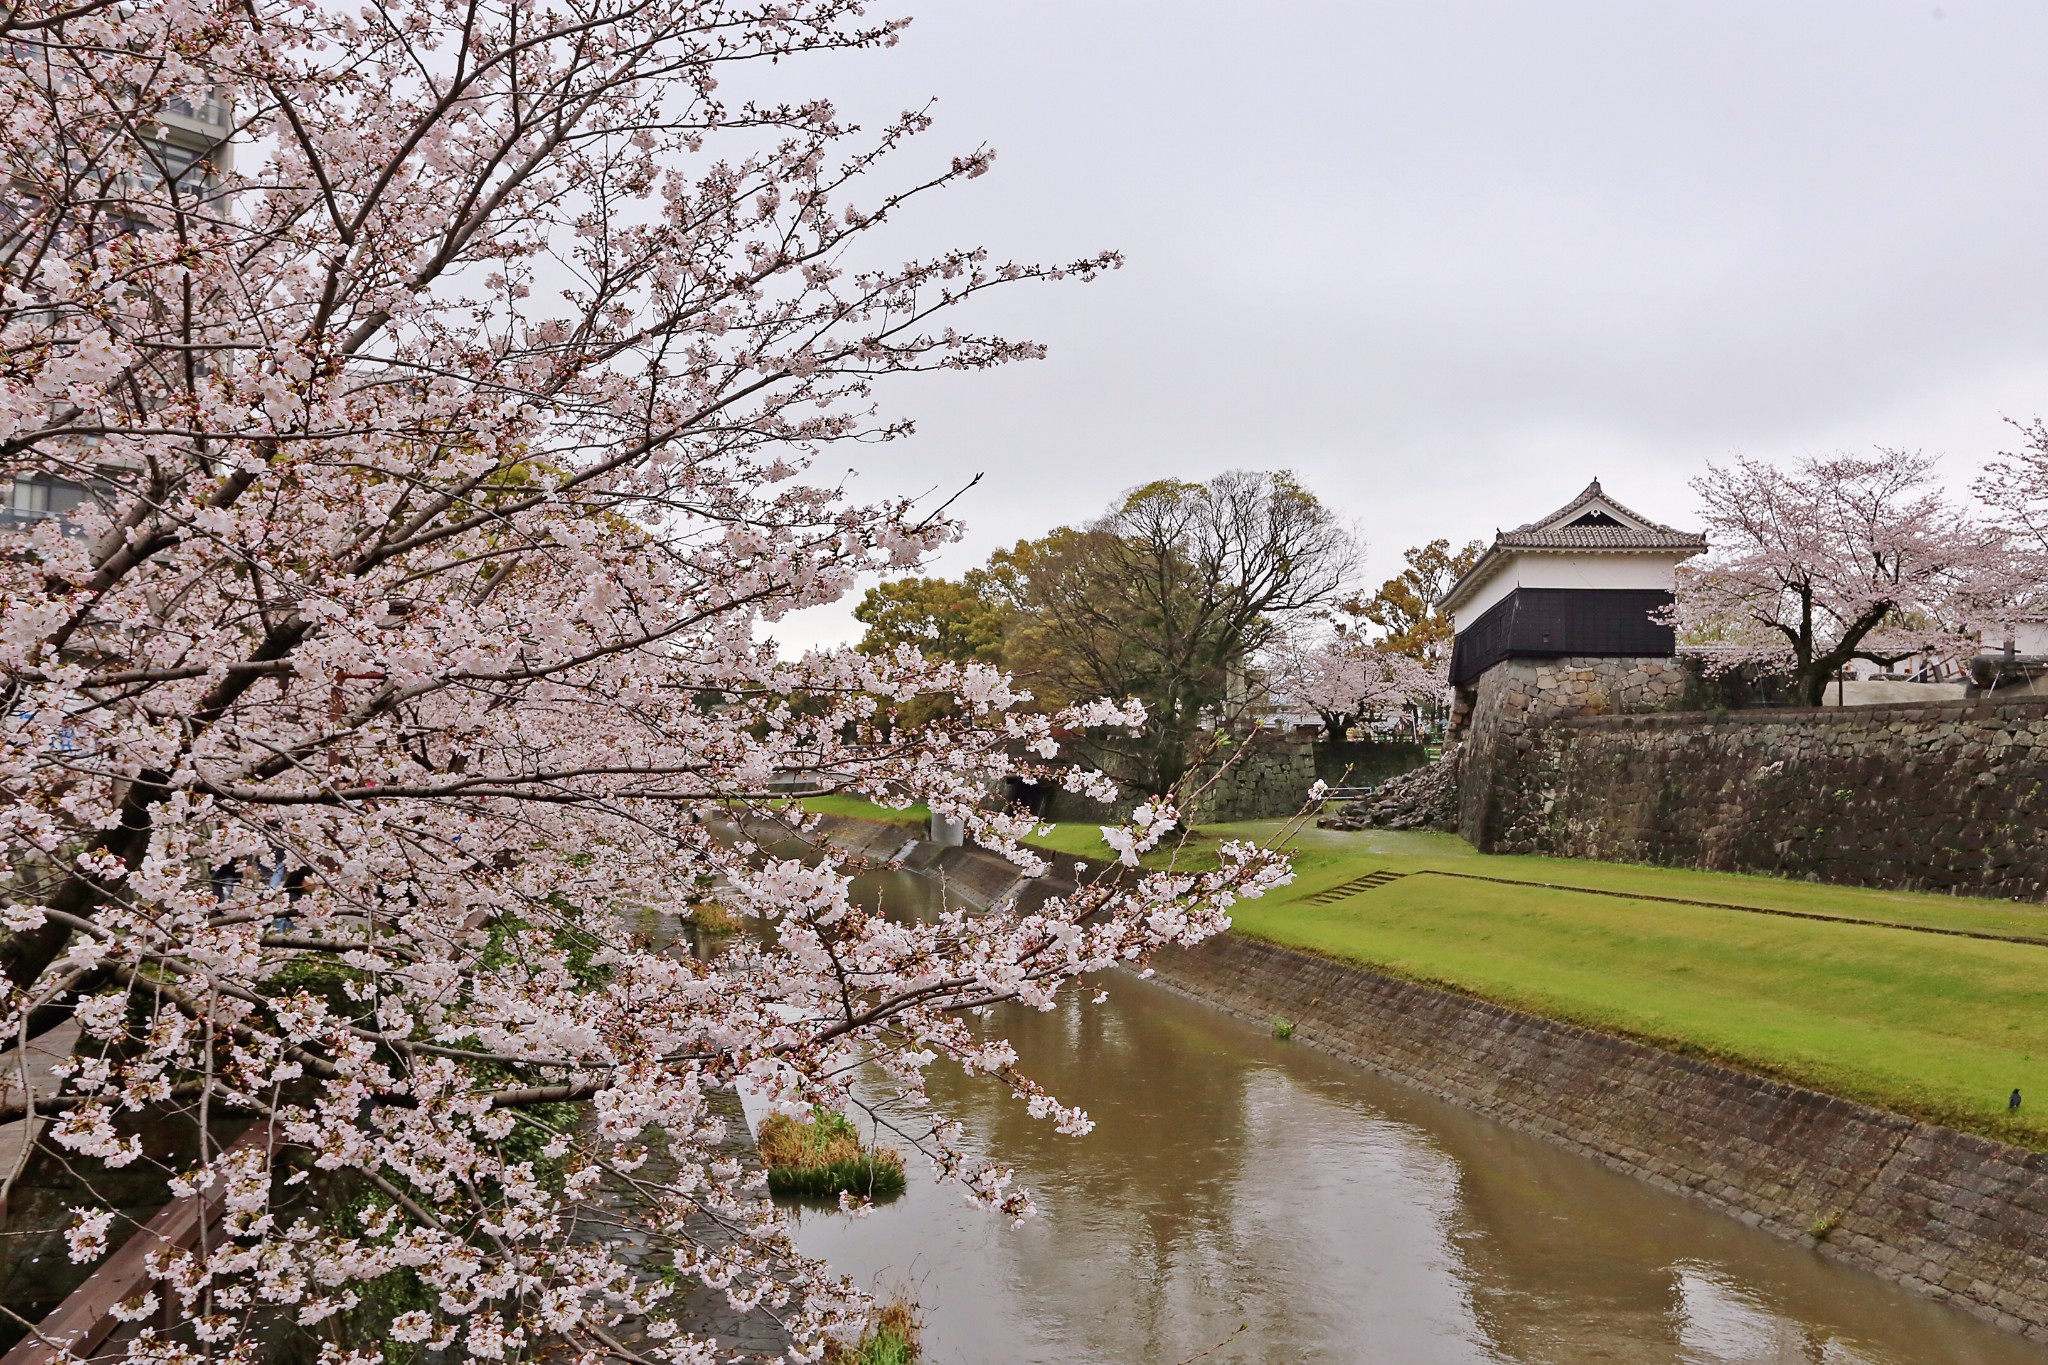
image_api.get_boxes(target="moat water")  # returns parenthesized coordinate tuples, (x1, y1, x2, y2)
(779, 862, 2048, 1365)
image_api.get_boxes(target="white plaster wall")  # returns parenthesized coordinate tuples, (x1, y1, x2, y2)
(1450, 552, 1691, 630)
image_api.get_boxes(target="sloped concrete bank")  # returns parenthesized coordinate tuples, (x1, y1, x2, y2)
(1146, 933, 2048, 1342)
(803, 815, 1086, 911)
(800, 813, 2048, 1342)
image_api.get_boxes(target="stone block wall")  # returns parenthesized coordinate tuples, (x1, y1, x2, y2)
(1088, 735, 1429, 826)
(1456, 654, 1686, 842)
(1481, 698, 2048, 899)
(1182, 731, 1320, 824)
(1313, 739, 1429, 789)
(1148, 933, 2048, 1341)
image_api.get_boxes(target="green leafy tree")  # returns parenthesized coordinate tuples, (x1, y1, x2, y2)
(993, 471, 1358, 795)
(854, 572, 1009, 663)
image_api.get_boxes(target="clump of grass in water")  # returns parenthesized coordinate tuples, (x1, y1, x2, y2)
(824, 1298, 922, 1365)
(1271, 1017, 1295, 1041)
(757, 1108, 906, 1200)
(690, 900, 742, 934)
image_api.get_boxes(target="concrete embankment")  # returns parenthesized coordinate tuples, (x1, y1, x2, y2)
(804, 813, 2048, 1342)
(1147, 936, 2048, 1342)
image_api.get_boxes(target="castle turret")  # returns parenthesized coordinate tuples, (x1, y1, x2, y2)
(1444, 480, 1706, 843)
(1443, 479, 1706, 690)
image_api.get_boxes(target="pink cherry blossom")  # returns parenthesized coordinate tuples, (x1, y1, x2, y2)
(0, 2, 1287, 1360)
(1263, 630, 1444, 737)
(1668, 450, 2019, 705)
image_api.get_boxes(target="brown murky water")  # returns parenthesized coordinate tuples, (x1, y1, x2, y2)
(783, 864, 2048, 1365)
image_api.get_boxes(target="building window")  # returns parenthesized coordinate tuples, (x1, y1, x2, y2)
(7, 476, 89, 525)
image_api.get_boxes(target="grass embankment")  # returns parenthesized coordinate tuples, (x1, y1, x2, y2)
(756, 1108, 906, 1201)
(795, 796, 931, 829)
(1181, 823, 2048, 1148)
(816, 804, 2048, 1145)
(1008, 820, 1118, 861)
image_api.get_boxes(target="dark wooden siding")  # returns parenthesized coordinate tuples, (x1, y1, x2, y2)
(1450, 588, 1675, 687)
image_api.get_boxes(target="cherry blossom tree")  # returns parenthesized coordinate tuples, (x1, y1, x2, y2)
(1669, 450, 2012, 705)
(1976, 419, 2048, 623)
(0, 2, 1289, 1360)
(1263, 631, 1442, 739)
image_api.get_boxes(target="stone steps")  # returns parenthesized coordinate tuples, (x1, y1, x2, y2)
(1301, 870, 1406, 904)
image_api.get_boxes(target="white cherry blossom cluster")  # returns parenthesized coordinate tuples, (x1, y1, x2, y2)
(0, 1, 1287, 1360)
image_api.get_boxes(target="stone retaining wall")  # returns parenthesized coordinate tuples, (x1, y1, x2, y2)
(1146, 933, 2048, 1341)
(1455, 653, 1686, 842)
(1179, 733, 1432, 824)
(1478, 697, 2048, 898)
(1181, 731, 1321, 824)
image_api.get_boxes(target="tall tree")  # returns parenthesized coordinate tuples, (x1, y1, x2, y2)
(1671, 451, 2010, 705)
(1349, 538, 1484, 664)
(0, 3, 1288, 1358)
(854, 572, 1009, 663)
(995, 472, 1358, 794)
(1264, 629, 1443, 739)
(1976, 418, 2048, 623)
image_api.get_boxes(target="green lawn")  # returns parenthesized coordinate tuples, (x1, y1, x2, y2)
(797, 795, 930, 829)
(1012, 820, 1127, 860)
(1180, 822, 2048, 1146)
(852, 810, 2048, 1144)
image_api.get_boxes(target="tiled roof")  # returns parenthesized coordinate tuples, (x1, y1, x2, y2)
(1441, 479, 1706, 618)
(1504, 477, 1694, 537)
(1497, 526, 1707, 550)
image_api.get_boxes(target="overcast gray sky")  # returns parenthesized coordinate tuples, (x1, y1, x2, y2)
(769, 1, 2048, 651)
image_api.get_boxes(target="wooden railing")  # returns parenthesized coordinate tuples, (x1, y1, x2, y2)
(0, 1124, 269, 1365)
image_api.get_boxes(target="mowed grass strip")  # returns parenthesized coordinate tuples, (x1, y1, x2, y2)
(1222, 822, 2048, 943)
(1007, 820, 1118, 861)
(1229, 859, 2048, 1146)
(796, 795, 931, 829)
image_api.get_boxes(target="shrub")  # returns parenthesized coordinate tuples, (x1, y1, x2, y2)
(691, 900, 742, 934)
(1271, 1018, 1296, 1041)
(824, 1298, 922, 1364)
(758, 1109, 906, 1201)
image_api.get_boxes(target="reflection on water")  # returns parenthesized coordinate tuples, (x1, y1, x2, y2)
(780, 865, 2048, 1365)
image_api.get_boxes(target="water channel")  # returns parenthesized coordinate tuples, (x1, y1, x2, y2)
(777, 861, 2048, 1365)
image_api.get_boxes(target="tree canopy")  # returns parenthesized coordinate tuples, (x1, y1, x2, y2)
(1976, 418, 2048, 627)
(0, 2, 1289, 1358)
(1671, 450, 2014, 704)
(1346, 538, 1483, 665)
(1263, 629, 1442, 739)
(856, 471, 1358, 795)
(853, 572, 1009, 664)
